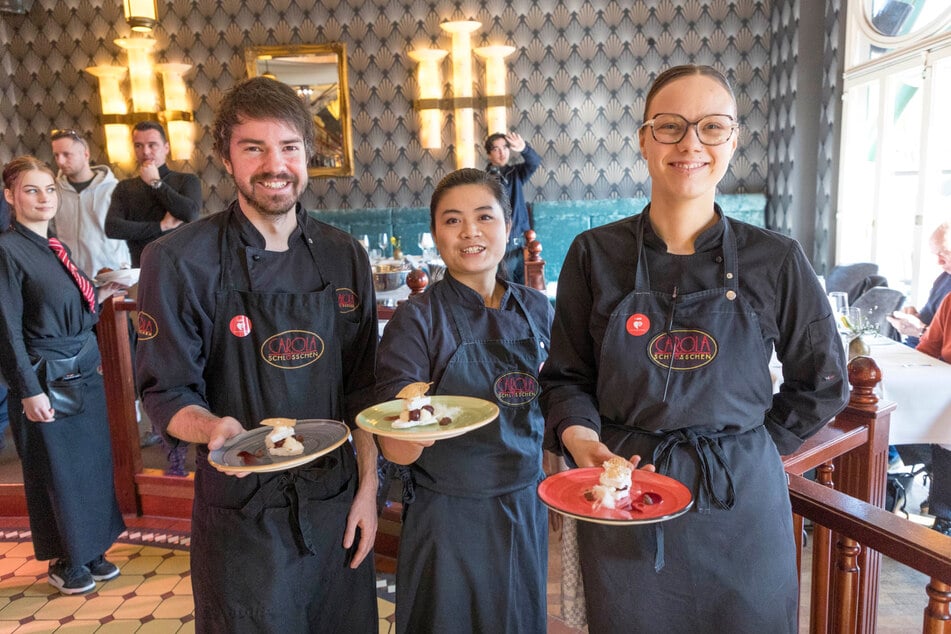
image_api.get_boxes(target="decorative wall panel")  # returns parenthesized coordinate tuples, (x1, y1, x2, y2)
(0, 0, 772, 214)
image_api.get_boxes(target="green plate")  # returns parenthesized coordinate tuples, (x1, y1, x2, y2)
(356, 396, 500, 442)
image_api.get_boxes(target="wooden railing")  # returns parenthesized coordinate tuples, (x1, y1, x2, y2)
(782, 355, 951, 633)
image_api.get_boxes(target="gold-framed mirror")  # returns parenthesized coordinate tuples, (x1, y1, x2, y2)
(246, 43, 354, 177)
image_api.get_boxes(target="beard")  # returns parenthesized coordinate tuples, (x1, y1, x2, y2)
(235, 172, 307, 217)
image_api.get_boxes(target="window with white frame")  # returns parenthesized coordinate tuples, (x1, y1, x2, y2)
(838, 1, 951, 305)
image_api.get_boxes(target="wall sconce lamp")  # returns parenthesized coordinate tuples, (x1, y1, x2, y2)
(123, 0, 158, 33)
(410, 20, 515, 169)
(84, 36, 195, 166)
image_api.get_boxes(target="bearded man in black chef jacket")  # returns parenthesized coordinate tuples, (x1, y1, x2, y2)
(135, 77, 379, 632)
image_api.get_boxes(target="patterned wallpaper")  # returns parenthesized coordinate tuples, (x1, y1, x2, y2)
(0, 0, 774, 214)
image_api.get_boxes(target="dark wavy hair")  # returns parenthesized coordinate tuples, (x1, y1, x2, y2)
(429, 168, 513, 231)
(484, 133, 508, 154)
(133, 120, 168, 143)
(212, 76, 316, 162)
(3, 155, 55, 192)
(642, 64, 736, 120)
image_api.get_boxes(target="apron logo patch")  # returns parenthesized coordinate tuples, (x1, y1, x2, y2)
(136, 312, 158, 340)
(626, 313, 651, 336)
(229, 315, 253, 338)
(336, 287, 359, 313)
(648, 329, 718, 371)
(261, 329, 325, 369)
(493, 371, 540, 406)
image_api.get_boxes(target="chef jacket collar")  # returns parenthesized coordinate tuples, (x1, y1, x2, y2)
(232, 201, 305, 250)
(442, 271, 514, 310)
(642, 203, 725, 253)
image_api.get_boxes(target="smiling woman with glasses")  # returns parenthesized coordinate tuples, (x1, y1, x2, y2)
(640, 112, 739, 146)
(540, 65, 849, 633)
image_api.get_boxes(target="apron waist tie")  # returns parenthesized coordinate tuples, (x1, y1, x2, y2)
(239, 468, 333, 556)
(651, 428, 737, 514)
(648, 427, 739, 573)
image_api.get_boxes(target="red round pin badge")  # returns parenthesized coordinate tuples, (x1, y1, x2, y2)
(229, 315, 252, 337)
(626, 313, 650, 336)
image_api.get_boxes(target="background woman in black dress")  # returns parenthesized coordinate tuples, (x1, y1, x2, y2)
(0, 156, 125, 594)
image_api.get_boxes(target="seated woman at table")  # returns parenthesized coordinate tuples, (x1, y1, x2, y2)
(375, 168, 553, 633)
(0, 156, 126, 595)
(539, 65, 849, 633)
(914, 292, 951, 535)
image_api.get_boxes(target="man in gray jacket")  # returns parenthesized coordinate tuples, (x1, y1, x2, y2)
(51, 129, 131, 277)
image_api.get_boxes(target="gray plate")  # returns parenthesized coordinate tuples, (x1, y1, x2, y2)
(208, 419, 350, 473)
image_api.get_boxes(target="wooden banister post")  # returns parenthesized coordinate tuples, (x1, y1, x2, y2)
(522, 229, 546, 291)
(832, 536, 861, 634)
(97, 295, 141, 515)
(812, 462, 835, 634)
(924, 579, 951, 634)
(833, 356, 894, 633)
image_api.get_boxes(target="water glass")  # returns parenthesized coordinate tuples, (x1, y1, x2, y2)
(418, 232, 435, 259)
(828, 291, 849, 331)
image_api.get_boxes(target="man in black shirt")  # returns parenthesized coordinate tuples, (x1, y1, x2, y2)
(105, 121, 201, 266)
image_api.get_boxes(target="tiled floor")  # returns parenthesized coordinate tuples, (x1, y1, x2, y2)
(0, 469, 939, 633)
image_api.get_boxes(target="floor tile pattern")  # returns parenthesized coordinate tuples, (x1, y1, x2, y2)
(0, 469, 938, 634)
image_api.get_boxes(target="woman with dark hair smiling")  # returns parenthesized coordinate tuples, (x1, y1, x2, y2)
(540, 65, 849, 632)
(376, 168, 553, 633)
(0, 156, 125, 595)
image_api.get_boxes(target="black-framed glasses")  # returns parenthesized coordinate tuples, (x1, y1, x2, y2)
(50, 129, 83, 142)
(640, 113, 738, 146)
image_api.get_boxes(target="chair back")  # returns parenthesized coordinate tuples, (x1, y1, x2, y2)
(826, 262, 882, 304)
(851, 286, 906, 340)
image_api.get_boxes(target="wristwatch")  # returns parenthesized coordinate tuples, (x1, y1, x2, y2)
(150, 178, 163, 189)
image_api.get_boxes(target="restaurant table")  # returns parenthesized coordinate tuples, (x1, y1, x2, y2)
(863, 335, 951, 449)
(772, 336, 951, 449)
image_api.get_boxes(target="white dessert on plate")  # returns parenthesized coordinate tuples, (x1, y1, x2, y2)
(391, 381, 457, 429)
(261, 418, 305, 456)
(590, 457, 634, 509)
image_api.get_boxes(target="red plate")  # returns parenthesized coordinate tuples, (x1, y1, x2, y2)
(538, 468, 693, 525)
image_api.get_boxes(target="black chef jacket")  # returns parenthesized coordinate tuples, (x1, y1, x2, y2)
(541, 205, 848, 455)
(135, 202, 378, 436)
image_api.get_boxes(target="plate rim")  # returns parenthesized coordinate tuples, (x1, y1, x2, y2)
(355, 395, 500, 442)
(94, 268, 140, 285)
(208, 419, 350, 474)
(537, 467, 694, 526)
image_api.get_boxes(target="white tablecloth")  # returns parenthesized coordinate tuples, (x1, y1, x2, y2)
(864, 336, 951, 448)
(770, 335, 951, 447)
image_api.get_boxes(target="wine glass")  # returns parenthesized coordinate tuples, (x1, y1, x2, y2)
(418, 232, 435, 259)
(358, 234, 370, 251)
(828, 291, 850, 337)
(378, 232, 390, 259)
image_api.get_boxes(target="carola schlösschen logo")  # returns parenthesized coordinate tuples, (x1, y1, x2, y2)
(493, 371, 540, 406)
(648, 329, 718, 370)
(260, 330, 325, 369)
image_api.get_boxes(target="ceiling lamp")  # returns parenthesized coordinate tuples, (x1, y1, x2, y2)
(123, 0, 158, 33)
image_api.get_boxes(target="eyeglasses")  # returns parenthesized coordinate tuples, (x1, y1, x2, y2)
(50, 129, 83, 142)
(640, 113, 738, 146)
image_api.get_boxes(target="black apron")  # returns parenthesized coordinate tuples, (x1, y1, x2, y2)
(189, 218, 376, 633)
(577, 215, 798, 633)
(12, 333, 125, 565)
(396, 284, 548, 634)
